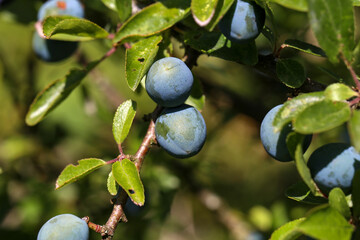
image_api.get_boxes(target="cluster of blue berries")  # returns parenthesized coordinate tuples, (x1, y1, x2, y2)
(146, 57, 207, 158)
(260, 105, 360, 196)
(32, 0, 84, 62)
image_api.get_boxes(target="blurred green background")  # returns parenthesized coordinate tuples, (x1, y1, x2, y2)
(0, 0, 355, 239)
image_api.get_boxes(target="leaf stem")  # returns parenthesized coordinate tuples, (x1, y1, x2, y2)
(341, 54, 360, 90)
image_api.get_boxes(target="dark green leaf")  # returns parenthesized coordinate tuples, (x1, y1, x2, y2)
(308, 0, 355, 63)
(284, 39, 326, 57)
(294, 135, 319, 195)
(113, 0, 191, 44)
(43, 16, 109, 41)
(276, 58, 306, 88)
(297, 207, 354, 240)
(269, 0, 307, 12)
(185, 77, 206, 110)
(112, 159, 145, 206)
(293, 100, 351, 134)
(210, 40, 258, 66)
(329, 188, 351, 219)
(25, 61, 99, 126)
(184, 31, 227, 54)
(348, 110, 360, 152)
(55, 158, 106, 189)
(286, 182, 327, 204)
(262, 26, 276, 48)
(107, 171, 118, 196)
(352, 170, 360, 220)
(324, 83, 358, 101)
(270, 218, 305, 240)
(126, 35, 162, 91)
(191, 0, 218, 26)
(273, 91, 325, 132)
(206, 0, 234, 31)
(112, 100, 137, 144)
(116, 0, 132, 22)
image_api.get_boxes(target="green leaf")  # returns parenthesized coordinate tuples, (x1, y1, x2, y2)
(294, 135, 319, 195)
(206, 0, 234, 31)
(284, 39, 327, 57)
(184, 31, 227, 54)
(185, 77, 206, 110)
(324, 83, 358, 101)
(116, 0, 132, 22)
(270, 218, 305, 240)
(55, 158, 106, 189)
(210, 40, 258, 66)
(125, 35, 162, 91)
(351, 170, 360, 220)
(307, 0, 355, 63)
(112, 100, 137, 145)
(354, 0, 360, 6)
(25, 61, 99, 126)
(273, 91, 325, 132)
(293, 100, 351, 134)
(101, 0, 117, 10)
(276, 59, 306, 88)
(107, 171, 118, 196)
(329, 188, 351, 219)
(270, 0, 307, 12)
(286, 181, 327, 204)
(348, 110, 360, 152)
(191, 0, 218, 26)
(113, 0, 191, 44)
(112, 159, 145, 206)
(297, 207, 354, 240)
(262, 26, 276, 48)
(43, 16, 109, 41)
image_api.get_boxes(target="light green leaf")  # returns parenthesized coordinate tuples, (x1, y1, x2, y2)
(293, 100, 351, 134)
(191, 0, 218, 26)
(125, 35, 162, 91)
(329, 188, 351, 219)
(308, 0, 355, 63)
(55, 158, 106, 189)
(284, 39, 326, 57)
(185, 77, 205, 110)
(113, 0, 190, 44)
(324, 83, 358, 101)
(101, 0, 117, 10)
(276, 58, 306, 88)
(348, 110, 360, 152)
(273, 91, 325, 132)
(270, 0, 307, 12)
(112, 159, 145, 206)
(351, 170, 360, 220)
(286, 181, 327, 204)
(294, 135, 319, 195)
(107, 171, 118, 196)
(43, 16, 109, 41)
(112, 100, 137, 144)
(25, 61, 99, 126)
(354, 0, 360, 6)
(116, 0, 132, 22)
(270, 218, 305, 240)
(206, 0, 234, 31)
(297, 207, 354, 240)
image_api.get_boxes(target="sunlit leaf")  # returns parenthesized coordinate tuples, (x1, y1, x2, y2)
(270, 218, 305, 240)
(329, 188, 351, 219)
(191, 0, 218, 26)
(112, 100, 137, 144)
(324, 83, 358, 101)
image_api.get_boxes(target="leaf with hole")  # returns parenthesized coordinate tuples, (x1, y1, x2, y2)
(112, 159, 145, 206)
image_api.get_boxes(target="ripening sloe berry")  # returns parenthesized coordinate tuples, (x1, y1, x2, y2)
(38, 0, 84, 21)
(260, 104, 312, 162)
(155, 104, 206, 158)
(37, 214, 89, 240)
(145, 57, 193, 107)
(307, 143, 360, 195)
(219, 0, 265, 43)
